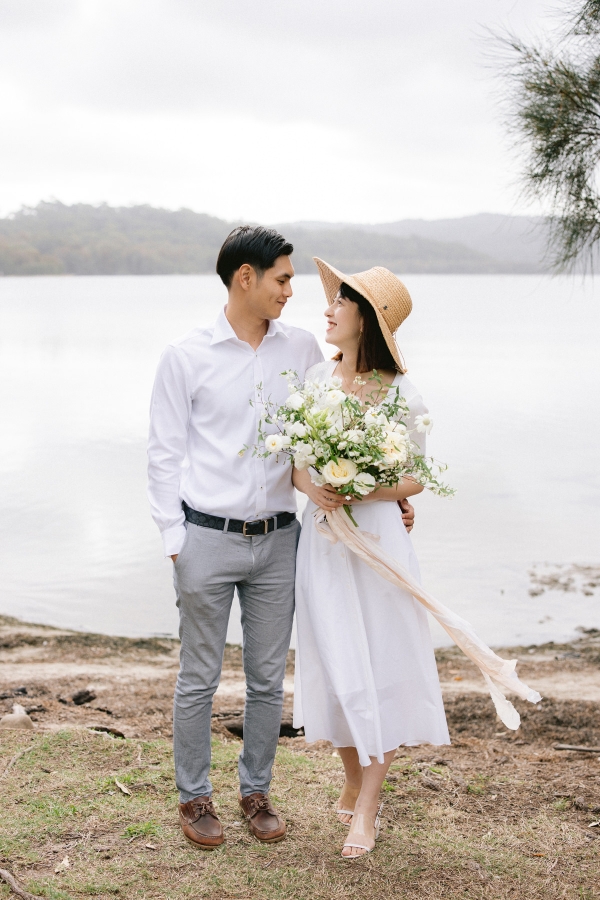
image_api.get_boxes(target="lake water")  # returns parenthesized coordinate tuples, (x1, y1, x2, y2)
(0, 274, 598, 648)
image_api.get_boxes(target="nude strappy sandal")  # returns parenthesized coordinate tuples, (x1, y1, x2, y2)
(341, 803, 383, 859)
(335, 804, 354, 826)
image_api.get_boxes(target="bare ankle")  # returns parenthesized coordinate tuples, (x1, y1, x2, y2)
(342, 781, 361, 796)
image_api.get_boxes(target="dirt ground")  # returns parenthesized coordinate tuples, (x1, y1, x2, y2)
(1, 615, 600, 899)
(2, 613, 599, 745)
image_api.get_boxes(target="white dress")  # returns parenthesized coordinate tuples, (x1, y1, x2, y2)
(293, 360, 450, 765)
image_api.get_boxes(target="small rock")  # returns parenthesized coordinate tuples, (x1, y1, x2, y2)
(0, 712, 34, 730)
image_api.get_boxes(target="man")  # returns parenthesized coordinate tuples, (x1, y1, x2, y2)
(147, 225, 415, 849)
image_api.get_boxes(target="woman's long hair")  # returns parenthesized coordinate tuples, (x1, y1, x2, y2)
(332, 282, 400, 373)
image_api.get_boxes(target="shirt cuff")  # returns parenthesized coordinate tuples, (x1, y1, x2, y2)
(162, 524, 187, 557)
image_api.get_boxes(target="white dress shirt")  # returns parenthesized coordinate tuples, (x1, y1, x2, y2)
(148, 309, 323, 556)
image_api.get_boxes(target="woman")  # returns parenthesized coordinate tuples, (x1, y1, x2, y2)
(292, 259, 450, 859)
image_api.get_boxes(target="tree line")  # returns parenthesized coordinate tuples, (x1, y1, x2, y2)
(0, 201, 531, 277)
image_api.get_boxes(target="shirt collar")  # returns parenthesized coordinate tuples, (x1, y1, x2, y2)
(210, 308, 289, 345)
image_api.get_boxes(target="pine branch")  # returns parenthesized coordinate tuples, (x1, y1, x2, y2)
(493, 4, 600, 271)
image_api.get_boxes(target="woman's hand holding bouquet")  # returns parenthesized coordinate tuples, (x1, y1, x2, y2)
(247, 371, 453, 524)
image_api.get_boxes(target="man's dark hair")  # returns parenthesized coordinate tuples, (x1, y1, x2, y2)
(216, 225, 294, 287)
(332, 282, 399, 373)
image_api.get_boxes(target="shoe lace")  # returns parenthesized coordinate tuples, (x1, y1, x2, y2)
(190, 798, 214, 820)
(246, 795, 272, 817)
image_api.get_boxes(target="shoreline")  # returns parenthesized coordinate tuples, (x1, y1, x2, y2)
(1, 614, 599, 743)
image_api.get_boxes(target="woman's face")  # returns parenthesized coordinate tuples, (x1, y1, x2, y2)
(324, 292, 362, 349)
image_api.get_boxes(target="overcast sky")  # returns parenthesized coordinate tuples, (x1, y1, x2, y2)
(0, 0, 558, 223)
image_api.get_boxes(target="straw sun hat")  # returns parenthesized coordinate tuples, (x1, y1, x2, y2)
(313, 257, 412, 373)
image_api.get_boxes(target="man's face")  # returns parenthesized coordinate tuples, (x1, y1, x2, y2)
(248, 255, 294, 320)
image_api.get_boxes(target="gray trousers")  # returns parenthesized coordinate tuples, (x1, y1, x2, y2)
(173, 518, 300, 801)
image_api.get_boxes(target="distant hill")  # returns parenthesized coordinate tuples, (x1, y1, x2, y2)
(0, 202, 233, 276)
(283, 214, 549, 273)
(0, 201, 550, 276)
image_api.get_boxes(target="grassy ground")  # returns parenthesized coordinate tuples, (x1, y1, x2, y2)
(1, 729, 599, 900)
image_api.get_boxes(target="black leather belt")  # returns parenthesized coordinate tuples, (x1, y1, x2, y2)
(182, 501, 297, 536)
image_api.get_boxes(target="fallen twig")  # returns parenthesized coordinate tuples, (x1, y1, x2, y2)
(0, 867, 47, 900)
(0, 746, 35, 782)
(553, 744, 600, 753)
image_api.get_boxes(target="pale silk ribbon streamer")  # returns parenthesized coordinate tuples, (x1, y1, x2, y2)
(314, 507, 542, 731)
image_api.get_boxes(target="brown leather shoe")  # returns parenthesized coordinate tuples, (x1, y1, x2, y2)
(179, 797, 224, 850)
(239, 792, 286, 843)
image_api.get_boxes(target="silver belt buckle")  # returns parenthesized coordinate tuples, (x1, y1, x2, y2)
(242, 518, 269, 536)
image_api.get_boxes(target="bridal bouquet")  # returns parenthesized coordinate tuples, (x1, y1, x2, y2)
(248, 371, 453, 517)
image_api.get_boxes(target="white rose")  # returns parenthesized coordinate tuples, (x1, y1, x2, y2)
(365, 409, 389, 426)
(380, 442, 408, 466)
(265, 434, 285, 453)
(285, 392, 305, 411)
(323, 389, 346, 408)
(322, 458, 358, 486)
(379, 427, 409, 465)
(289, 421, 308, 438)
(329, 376, 343, 389)
(346, 429, 365, 443)
(353, 472, 377, 494)
(293, 441, 316, 469)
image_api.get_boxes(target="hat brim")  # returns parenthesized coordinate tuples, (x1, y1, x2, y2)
(313, 257, 406, 373)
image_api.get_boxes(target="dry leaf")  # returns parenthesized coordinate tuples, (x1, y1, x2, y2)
(145, 843, 157, 850)
(55, 856, 70, 873)
(115, 778, 131, 796)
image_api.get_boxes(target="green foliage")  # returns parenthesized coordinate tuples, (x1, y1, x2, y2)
(122, 821, 159, 838)
(496, 0, 600, 270)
